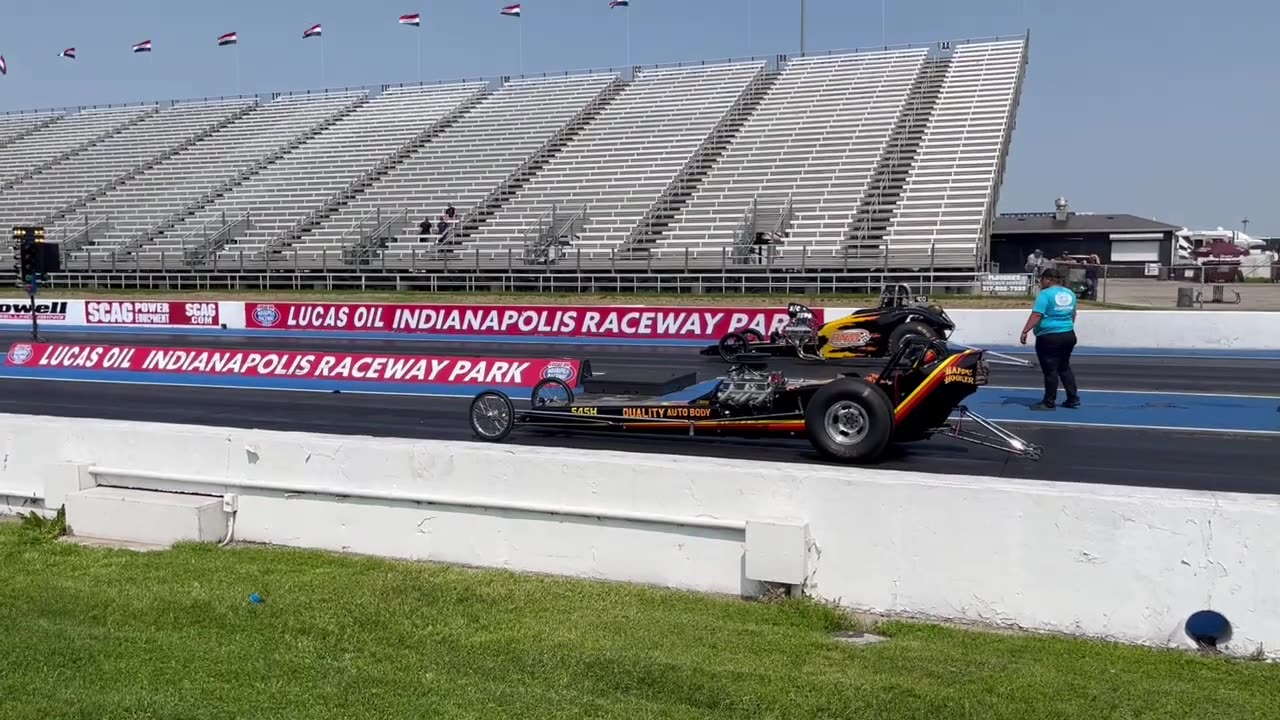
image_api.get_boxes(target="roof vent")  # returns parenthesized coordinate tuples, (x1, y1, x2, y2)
(1054, 197, 1069, 222)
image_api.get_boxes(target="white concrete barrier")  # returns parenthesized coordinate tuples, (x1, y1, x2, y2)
(3, 299, 1279, 351)
(2, 412, 1275, 657)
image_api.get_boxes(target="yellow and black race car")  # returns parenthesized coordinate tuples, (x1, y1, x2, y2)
(703, 284, 956, 363)
(467, 336, 1041, 464)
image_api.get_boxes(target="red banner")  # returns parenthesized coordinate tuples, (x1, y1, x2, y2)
(2, 342, 581, 387)
(244, 302, 809, 340)
(85, 300, 221, 327)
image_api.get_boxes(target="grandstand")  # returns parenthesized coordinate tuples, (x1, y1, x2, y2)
(0, 35, 1028, 288)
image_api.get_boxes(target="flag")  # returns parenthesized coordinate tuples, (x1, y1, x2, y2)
(132, 40, 152, 53)
(218, 32, 238, 47)
(303, 24, 322, 39)
(59, 48, 76, 60)
(0, 56, 6, 76)
(500, 4, 521, 16)
(399, 13, 421, 26)
(610, 1, 630, 7)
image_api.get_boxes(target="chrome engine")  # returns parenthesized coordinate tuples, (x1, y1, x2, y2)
(717, 367, 784, 412)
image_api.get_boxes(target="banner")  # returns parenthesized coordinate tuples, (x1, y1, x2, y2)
(2, 342, 583, 388)
(244, 302, 808, 340)
(84, 300, 222, 327)
(0, 300, 72, 322)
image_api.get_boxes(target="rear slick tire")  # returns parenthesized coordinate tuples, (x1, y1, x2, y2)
(804, 378, 894, 463)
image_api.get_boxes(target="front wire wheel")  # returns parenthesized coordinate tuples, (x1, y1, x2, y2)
(469, 391, 515, 441)
(531, 377, 575, 407)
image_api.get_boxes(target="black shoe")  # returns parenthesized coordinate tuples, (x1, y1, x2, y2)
(1031, 402, 1055, 411)
(1063, 398, 1081, 409)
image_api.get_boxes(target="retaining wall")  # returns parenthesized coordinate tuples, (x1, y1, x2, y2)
(1, 299, 1278, 350)
(3, 413, 1275, 658)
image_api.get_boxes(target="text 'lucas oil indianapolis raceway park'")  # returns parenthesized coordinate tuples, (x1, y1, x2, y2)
(1, 293, 1278, 658)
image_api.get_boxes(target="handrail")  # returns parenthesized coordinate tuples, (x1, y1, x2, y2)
(623, 64, 770, 247)
(259, 84, 488, 260)
(175, 211, 252, 265)
(53, 215, 110, 253)
(454, 76, 623, 240)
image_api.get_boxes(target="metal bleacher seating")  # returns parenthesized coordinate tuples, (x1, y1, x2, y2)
(0, 99, 256, 232)
(0, 34, 1028, 279)
(0, 111, 65, 149)
(880, 39, 1028, 269)
(659, 49, 928, 261)
(299, 73, 622, 262)
(145, 82, 486, 264)
(0, 105, 156, 190)
(464, 61, 767, 259)
(66, 91, 367, 264)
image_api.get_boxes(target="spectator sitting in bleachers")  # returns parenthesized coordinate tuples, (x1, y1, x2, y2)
(445, 203, 456, 221)
(418, 217, 432, 238)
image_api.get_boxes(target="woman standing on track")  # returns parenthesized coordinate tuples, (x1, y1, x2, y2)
(1019, 267, 1081, 411)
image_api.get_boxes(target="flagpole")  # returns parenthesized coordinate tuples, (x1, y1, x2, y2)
(882, 0, 886, 46)
(417, 23, 422, 83)
(321, 34, 326, 87)
(235, 43, 242, 95)
(747, 0, 751, 54)
(626, 7, 631, 68)
(518, 18, 524, 75)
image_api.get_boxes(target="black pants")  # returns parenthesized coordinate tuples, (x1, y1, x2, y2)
(1034, 330, 1078, 406)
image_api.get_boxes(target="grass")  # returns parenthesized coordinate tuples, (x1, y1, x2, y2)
(30, 286, 1137, 309)
(1, 522, 1276, 719)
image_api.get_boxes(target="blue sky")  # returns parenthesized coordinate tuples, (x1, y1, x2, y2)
(0, 0, 1275, 234)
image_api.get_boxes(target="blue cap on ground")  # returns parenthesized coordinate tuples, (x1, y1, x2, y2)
(249, 592, 265, 604)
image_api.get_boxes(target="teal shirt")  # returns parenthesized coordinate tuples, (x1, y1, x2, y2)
(1032, 286, 1077, 336)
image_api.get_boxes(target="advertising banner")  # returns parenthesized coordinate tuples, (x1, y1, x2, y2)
(84, 300, 222, 327)
(2, 342, 583, 388)
(243, 302, 809, 341)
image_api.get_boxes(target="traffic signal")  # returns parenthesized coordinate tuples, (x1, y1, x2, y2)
(12, 225, 59, 282)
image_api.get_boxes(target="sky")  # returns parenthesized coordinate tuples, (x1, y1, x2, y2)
(0, 0, 1276, 235)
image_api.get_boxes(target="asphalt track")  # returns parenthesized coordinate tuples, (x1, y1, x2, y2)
(1, 330, 1277, 495)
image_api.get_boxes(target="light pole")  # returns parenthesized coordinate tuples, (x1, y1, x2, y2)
(800, 0, 806, 55)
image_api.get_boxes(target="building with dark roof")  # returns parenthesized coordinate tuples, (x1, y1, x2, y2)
(989, 198, 1182, 276)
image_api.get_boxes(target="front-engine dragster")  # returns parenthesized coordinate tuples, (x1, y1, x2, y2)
(468, 336, 1042, 464)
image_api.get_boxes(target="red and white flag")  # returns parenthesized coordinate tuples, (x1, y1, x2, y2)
(218, 32, 238, 47)
(500, 4, 521, 17)
(399, 13, 421, 26)
(132, 40, 152, 53)
(303, 24, 322, 39)
(0, 56, 6, 76)
(59, 48, 77, 60)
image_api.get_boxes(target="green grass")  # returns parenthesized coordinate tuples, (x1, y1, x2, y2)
(31, 286, 1136, 309)
(1, 521, 1275, 720)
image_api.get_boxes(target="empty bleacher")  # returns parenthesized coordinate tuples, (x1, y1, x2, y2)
(146, 82, 485, 264)
(465, 61, 768, 258)
(0, 34, 1028, 277)
(879, 39, 1028, 269)
(0, 99, 256, 230)
(658, 49, 928, 261)
(0, 105, 156, 189)
(65, 91, 367, 263)
(299, 73, 621, 261)
(0, 112, 65, 148)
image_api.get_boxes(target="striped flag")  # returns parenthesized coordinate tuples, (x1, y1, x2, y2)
(59, 48, 76, 60)
(500, 4, 521, 16)
(218, 32, 238, 47)
(399, 13, 421, 26)
(132, 40, 152, 53)
(0, 56, 6, 76)
(610, 0, 630, 7)
(303, 23, 322, 39)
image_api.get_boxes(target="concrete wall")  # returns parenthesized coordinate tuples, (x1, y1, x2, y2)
(3, 413, 1275, 658)
(4, 299, 1280, 350)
